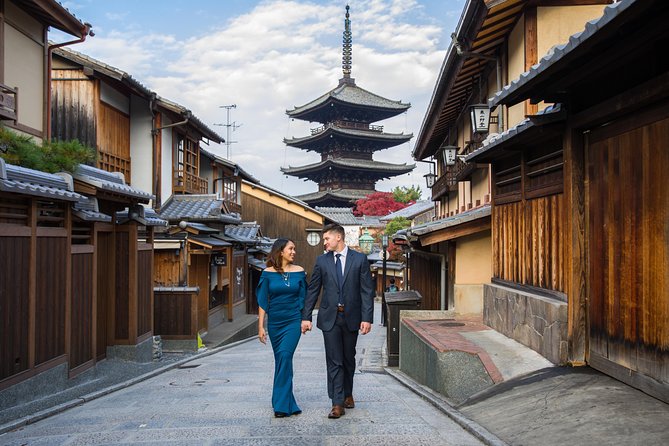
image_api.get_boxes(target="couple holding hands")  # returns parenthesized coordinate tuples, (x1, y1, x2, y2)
(256, 224, 375, 419)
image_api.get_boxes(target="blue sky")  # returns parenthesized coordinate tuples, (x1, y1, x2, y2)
(53, 0, 465, 197)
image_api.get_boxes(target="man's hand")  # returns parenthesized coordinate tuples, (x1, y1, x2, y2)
(359, 322, 371, 335)
(301, 321, 312, 334)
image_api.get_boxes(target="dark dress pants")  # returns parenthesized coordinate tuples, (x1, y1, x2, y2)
(322, 312, 359, 406)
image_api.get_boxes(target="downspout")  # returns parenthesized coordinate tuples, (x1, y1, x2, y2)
(46, 23, 93, 141)
(152, 112, 191, 133)
(149, 93, 159, 209)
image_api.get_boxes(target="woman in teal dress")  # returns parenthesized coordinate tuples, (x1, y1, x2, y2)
(257, 238, 306, 417)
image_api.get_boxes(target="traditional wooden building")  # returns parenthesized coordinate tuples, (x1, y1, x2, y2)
(408, 0, 610, 315)
(49, 46, 261, 348)
(0, 0, 90, 142)
(0, 158, 163, 397)
(241, 180, 327, 280)
(467, 0, 668, 401)
(282, 5, 414, 208)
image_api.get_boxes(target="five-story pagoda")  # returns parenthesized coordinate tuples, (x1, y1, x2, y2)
(282, 5, 414, 208)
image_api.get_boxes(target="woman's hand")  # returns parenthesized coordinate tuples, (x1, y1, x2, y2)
(258, 326, 267, 344)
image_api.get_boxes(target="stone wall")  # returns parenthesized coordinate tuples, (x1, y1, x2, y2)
(483, 283, 568, 364)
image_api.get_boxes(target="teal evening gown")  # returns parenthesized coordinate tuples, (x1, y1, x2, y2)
(256, 270, 306, 416)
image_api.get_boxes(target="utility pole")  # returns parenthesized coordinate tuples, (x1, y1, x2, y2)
(214, 104, 241, 159)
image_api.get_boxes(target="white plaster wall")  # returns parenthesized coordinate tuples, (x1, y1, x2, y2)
(4, 10, 44, 134)
(129, 95, 153, 196)
(100, 83, 129, 114)
(160, 123, 174, 206)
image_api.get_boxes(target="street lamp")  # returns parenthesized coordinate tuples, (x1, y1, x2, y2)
(381, 233, 389, 327)
(359, 229, 374, 254)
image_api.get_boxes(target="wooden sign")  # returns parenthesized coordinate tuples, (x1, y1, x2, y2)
(211, 253, 227, 266)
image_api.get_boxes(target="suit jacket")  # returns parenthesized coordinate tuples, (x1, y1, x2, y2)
(303, 248, 375, 331)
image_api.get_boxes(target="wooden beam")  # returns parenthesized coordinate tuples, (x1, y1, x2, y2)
(571, 71, 669, 130)
(563, 124, 587, 364)
(419, 216, 491, 246)
(524, 6, 538, 117)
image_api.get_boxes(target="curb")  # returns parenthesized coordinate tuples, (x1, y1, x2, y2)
(0, 336, 256, 435)
(385, 368, 508, 446)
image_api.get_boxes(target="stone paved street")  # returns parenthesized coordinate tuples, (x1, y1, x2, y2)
(0, 304, 483, 445)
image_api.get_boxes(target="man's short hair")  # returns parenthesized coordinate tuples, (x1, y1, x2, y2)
(323, 223, 345, 239)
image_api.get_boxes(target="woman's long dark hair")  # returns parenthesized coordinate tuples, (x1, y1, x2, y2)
(266, 238, 293, 273)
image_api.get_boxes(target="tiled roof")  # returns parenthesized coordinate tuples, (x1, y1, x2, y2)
(282, 158, 415, 175)
(284, 125, 412, 146)
(0, 158, 82, 202)
(314, 206, 384, 227)
(158, 194, 241, 224)
(489, 0, 634, 108)
(298, 189, 370, 203)
(73, 196, 111, 222)
(225, 224, 261, 243)
(189, 235, 231, 248)
(116, 207, 167, 226)
(287, 82, 410, 116)
(409, 205, 491, 236)
(379, 200, 435, 222)
(466, 104, 563, 162)
(315, 207, 359, 225)
(74, 164, 153, 202)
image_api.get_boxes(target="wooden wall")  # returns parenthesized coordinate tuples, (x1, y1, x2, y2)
(51, 68, 97, 148)
(242, 192, 323, 277)
(493, 195, 565, 291)
(154, 290, 198, 339)
(70, 246, 94, 373)
(408, 251, 443, 310)
(137, 245, 153, 338)
(586, 112, 669, 395)
(0, 224, 31, 382)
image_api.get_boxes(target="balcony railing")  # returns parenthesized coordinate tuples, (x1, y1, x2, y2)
(0, 83, 18, 121)
(431, 141, 483, 200)
(311, 121, 384, 135)
(174, 170, 208, 194)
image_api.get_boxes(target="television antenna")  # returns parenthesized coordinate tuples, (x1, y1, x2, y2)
(214, 104, 242, 159)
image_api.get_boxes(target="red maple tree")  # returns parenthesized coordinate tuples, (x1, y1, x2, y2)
(353, 191, 410, 217)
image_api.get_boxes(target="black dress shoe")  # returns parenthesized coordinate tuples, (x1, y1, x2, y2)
(274, 412, 288, 418)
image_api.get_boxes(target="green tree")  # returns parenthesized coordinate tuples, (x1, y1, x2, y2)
(384, 216, 411, 239)
(392, 185, 422, 203)
(0, 126, 95, 173)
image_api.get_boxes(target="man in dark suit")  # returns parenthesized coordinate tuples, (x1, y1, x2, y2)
(301, 223, 375, 419)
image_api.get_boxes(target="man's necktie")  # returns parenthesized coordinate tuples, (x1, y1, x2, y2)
(335, 253, 343, 304)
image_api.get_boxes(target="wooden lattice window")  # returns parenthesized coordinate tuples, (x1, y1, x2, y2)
(72, 221, 93, 244)
(525, 146, 563, 199)
(0, 194, 29, 225)
(494, 156, 522, 204)
(36, 200, 66, 227)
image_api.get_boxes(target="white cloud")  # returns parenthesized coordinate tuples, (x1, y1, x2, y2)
(58, 0, 449, 200)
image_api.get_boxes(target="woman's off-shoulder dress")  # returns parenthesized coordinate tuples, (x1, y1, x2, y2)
(256, 270, 306, 415)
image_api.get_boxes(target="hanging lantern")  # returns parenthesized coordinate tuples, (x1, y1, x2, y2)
(470, 104, 491, 134)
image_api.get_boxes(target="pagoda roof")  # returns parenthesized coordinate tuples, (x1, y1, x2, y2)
(281, 158, 415, 179)
(296, 189, 372, 207)
(286, 79, 410, 123)
(284, 124, 412, 151)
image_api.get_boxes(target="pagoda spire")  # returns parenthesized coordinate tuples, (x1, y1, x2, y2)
(342, 5, 352, 79)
